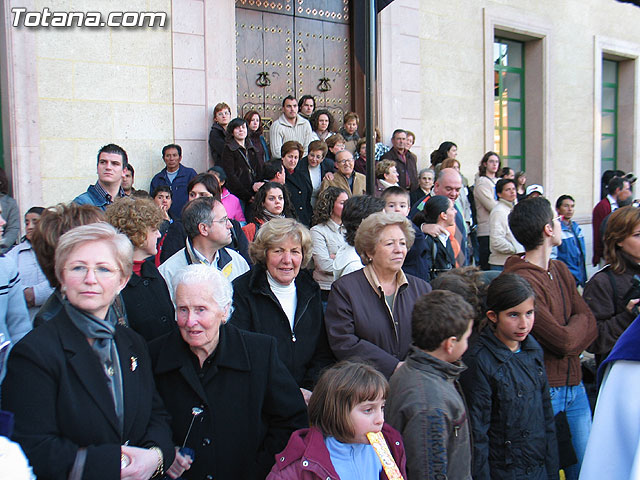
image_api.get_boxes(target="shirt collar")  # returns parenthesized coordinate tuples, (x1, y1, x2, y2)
(437, 230, 450, 246)
(95, 182, 125, 204)
(362, 263, 408, 299)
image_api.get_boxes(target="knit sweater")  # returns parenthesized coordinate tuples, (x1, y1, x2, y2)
(502, 255, 597, 386)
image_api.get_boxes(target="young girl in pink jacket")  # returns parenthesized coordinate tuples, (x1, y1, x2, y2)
(267, 361, 407, 480)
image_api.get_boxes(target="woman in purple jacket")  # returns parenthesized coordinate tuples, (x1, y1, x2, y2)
(325, 211, 431, 378)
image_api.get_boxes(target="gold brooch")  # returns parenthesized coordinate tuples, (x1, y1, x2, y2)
(130, 356, 138, 372)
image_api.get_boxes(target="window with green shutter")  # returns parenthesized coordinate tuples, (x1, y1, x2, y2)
(494, 38, 525, 172)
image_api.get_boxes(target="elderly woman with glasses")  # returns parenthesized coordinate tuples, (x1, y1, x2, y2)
(325, 211, 431, 378)
(231, 218, 334, 404)
(2, 223, 174, 480)
(150, 264, 308, 480)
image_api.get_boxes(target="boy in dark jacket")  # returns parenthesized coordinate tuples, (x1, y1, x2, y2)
(387, 290, 474, 480)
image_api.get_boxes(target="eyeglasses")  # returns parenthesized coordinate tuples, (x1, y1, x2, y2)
(64, 265, 121, 280)
(211, 216, 231, 225)
(337, 158, 354, 165)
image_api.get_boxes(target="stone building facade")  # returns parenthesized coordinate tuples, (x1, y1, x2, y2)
(1, 0, 639, 256)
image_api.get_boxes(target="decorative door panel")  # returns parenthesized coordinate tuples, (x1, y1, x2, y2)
(318, 20, 350, 122)
(294, 0, 349, 23)
(236, 0, 293, 15)
(236, 8, 293, 128)
(236, 0, 351, 129)
(293, 17, 324, 102)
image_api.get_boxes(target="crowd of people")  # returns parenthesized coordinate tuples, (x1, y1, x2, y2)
(0, 93, 637, 480)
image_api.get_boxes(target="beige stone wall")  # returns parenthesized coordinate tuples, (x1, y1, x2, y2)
(3, 0, 640, 238)
(397, 0, 640, 216)
(3, 0, 174, 208)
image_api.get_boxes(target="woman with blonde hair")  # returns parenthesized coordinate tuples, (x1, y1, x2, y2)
(231, 218, 334, 402)
(3, 223, 174, 479)
(106, 197, 175, 342)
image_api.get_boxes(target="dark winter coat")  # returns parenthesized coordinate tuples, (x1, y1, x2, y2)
(423, 233, 456, 282)
(325, 266, 431, 378)
(286, 156, 333, 227)
(402, 223, 431, 282)
(121, 259, 176, 342)
(150, 325, 309, 480)
(266, 424, 407, 480)
(583, 251, 640, 361)
(149, 164, 198, 220)
(285, 158, 315, 227)
(460, 327, 558, 480)
(230, 264, 334, 389)
(381, 148, 418, 190)
(208, 122, 226, 165)
(502, 255, 598, 386)
(387, 346, 472, 480)
(2, 309, 175, 480)
(220, 139, 262, 203)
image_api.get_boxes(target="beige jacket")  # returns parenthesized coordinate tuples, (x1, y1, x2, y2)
(489, 198, 524, 266)
(319, 171, 366, 197)
(474, 175, 498, 236)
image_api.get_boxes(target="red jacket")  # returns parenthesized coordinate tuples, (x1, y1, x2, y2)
(267, 423, 407, 480)
(592, 197, 612, 265)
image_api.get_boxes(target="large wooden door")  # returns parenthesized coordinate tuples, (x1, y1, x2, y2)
(236, 0, 351, 128)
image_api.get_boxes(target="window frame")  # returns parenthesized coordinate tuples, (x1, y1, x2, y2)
(494, 37, 526, 172)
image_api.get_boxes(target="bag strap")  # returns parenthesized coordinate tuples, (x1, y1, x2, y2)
(604, 266, 620, 315)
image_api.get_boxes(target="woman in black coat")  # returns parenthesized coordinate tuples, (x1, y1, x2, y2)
(150, 264, 308, 480)
(231, 218, 334, 401)
(219, 117, 263, 206)
(208, 102, 231, 165)
(413, 195, 456, 281)
(106, 196, 176, 342)
(286, 140, 333, 227)
(2, 223, 174, 480)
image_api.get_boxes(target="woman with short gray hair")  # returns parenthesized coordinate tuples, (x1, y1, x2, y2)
(150, 264, 308, 480)
(325, 211, 431, 378)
